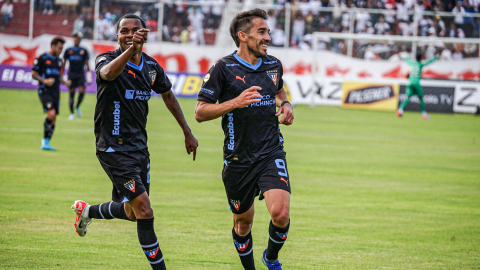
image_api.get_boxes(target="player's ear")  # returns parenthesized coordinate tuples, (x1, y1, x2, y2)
(238, 31, 247, 43)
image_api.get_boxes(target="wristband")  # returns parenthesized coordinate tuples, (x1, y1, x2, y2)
(280, 101, 290, 107)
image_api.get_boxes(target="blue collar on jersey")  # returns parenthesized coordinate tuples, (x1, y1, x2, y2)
(233, 53, 262, 70)
(45, 52, 58, 60)
(127, 55, 144, 71)
(70, 46, 82, 51)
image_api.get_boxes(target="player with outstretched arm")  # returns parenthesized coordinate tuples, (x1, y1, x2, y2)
(195, 9, 293, 270)
(71, 14, 198, 270)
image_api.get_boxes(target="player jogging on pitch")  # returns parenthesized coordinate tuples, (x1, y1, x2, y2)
(71, 14, 198, 270)
(397, 52, 438, 120)
(32, 36, 71, 151)
(195, 9, 294, 270)
(62, 32, 91, 120)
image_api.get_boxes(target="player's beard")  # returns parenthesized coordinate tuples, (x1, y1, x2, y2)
(248, 42, 268, 58)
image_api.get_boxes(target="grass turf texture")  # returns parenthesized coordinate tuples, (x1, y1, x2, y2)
(0, 88, 479, 269)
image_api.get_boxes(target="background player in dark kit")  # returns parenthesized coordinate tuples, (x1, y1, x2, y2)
(195, 9, 294, 270)
(62, 32, 91, 120)
(71, 14, 198, 270)
(32, 36, 71, 151)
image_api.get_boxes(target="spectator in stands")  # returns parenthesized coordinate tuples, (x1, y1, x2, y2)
(291, 12, 305, 45)
(375, 16, 390, 34)
(187, 7, 205, 45)
(267, 10, 277, 32)
(355, 8, 371, 33)
(452, 44, 465, 59)
(40, 0, 54, 15)
(462, 0, 475, 36)
(440, 45, 453, 60)
(0, 0, 13, 30)
(271, 23, 285, 47)
(447, 21, 457, 37)
(210, 0, 224, 29)
(452, 0, 466, 29)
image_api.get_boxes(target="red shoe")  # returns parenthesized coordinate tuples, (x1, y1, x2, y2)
(422, 114, 431, 120)
(71, 200, 92, 237)
(396, 110, 403, 118)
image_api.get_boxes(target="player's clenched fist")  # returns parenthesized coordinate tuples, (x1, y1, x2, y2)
(234, 86, 262, 108)
(275, 103, 294, 125)
(132, 29, 149, 52)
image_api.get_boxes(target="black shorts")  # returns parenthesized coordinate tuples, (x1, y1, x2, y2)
(222, 152, 291, 214)
(69, 76, 85, 89)
(96, 148, 151, 203)
(39, 93, 59, 114)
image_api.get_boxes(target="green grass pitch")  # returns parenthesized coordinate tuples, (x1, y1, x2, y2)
(0, 88, 479, 269)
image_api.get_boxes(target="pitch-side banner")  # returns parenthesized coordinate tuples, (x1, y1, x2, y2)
(0, 34, 479, 81)
(341, 82, 399, 111)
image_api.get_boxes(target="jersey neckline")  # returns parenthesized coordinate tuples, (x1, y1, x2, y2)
(126, 55, 144, 71)
(233, 53, 263, 71)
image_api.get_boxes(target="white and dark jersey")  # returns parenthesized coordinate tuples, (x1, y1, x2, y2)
(198, 52, 285, 167)
(94, 48, 172, 152)
(63, 46, 89, 79)
(32, 52, 63, 96)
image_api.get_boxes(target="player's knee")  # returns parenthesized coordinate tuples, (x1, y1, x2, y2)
(235, 222, 252, 236)
(134, 204, 153, 219)
(271, 209, 289, 227)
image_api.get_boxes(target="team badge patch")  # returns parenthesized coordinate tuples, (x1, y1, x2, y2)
(229, 199, 241, 211)
(234, 240, 250, 251)
(124, 179, 135, 193)
(80, 50, 84, 55)
(268, 73, 277, 85)
(144, 248, 159, 258)
(276, 231, 288, 240)
(149, 71, 157, 85)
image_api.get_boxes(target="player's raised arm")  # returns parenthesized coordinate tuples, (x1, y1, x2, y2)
(195, 86, 263, 122)
(161, 90, 198, 160)
(99, 28, 149, 81)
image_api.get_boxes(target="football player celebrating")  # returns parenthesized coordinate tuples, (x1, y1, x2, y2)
(71, 14, 198, 270)
(195, 9, 294, 270)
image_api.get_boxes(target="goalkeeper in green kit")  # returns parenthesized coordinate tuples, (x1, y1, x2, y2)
(396, 52, 438, 120)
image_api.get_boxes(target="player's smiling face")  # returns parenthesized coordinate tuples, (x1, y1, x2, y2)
(51, 43, 64, 57)
(117, 18, 143, 52)
(244, 17, 271, 57)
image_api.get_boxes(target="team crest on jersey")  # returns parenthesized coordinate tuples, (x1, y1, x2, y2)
(80, 50, 84, 55)
(276, 231, 289, 240)
(46, 60, 51, 65)
(144, 248, 159, 258)
(229, 199, 241, 211)
(266, 70, 278, 85)
(124, 179, 135, 193)
(234, 239, 250, 251)
(149, 71, 157, 85)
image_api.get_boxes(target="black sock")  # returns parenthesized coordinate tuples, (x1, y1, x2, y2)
(88, 201, 130, 220)
(76, 93, 84, 109)
(266, 220, 290, 262)
(137, 218, 166, 270)
(232, 228, 255, 270)
(69, 91, 75, 113)
(44, 118, 54, 139)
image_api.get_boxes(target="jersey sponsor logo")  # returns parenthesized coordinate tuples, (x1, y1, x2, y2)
(227, 112, 234, 150)
(280, 177, 289, 186)
(69, 55, 84, 61)
(125, 90, 135, 99)
(200, 88, 214, 96)
(246, 95, 275, 108)
(46, 68, 60, 75)
(128, 70, 136, 79)
(230, 199, 241, 211)
(124, 179, 135, 193)
(276, 231, 288, 240)
(226, 63, 240, 67)
(144, 247, 159, 258)
(264, 60, 278, 65)
(234, 239, 250, 251)
(149, 70, 157, 85)
(145, 60, 157, 65)
(235, 75, 246, 84)
(112, 101, 120, 135)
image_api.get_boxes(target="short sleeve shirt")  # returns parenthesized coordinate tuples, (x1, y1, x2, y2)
(198, 52, 285, 167)
(32, 52, 63, 97)
(94, 48, 172, 152)
(63, 46, 89, 79)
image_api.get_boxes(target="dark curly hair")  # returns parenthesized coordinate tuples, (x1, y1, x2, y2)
(229, 9, 268, 47)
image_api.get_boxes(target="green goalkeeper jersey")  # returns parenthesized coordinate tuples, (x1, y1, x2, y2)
(406, 55, 438, 84)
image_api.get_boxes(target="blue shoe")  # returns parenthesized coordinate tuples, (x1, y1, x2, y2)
(262, 249, 283, 270)
(76, 107, 82, 118)
(41, 138, 56, 151)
